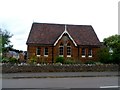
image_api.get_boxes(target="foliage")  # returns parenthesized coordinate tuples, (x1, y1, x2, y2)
(102, 34, 120, 64)
(0, 29, 13, 53)
(0, 30, 2, 59)
(55, 57, 64, 64)
(112, 43, 120, 64)
(85, 60, 96, 64)
(29, 56, 37, 64)
(9, 57, 18, 64)
(103, 34, 120, 49)
(1, 57, 9, 63)
(64, 57, 75, 64)
(97, 48, 112, 64)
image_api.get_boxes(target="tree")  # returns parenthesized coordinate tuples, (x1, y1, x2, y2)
(103, 34, 120, 49)
(0, 30, 2, 59)
(97, 47, 112, 64)
(112, 43, 120, 64)
(0, 28, 13, 55)
(102, 34, 120, 64)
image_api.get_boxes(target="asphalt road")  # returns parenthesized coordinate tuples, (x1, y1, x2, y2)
(2, 76, 118, 89)
(2, 72, 118, 78)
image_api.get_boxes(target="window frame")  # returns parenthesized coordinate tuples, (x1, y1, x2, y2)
(67, 43, 71, 57)
(59, 43, 64, 57)
(81, 48, 86, 58)
(36, 47, 41, 57)
(88, 48, 92, 57)
(44, 47, 48, 57)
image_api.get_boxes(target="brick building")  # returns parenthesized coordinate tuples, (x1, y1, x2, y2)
(26, 23, 101, 63)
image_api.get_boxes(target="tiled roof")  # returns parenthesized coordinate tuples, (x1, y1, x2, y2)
(26, 23, 101, 46)
(67, 25, 100, 46)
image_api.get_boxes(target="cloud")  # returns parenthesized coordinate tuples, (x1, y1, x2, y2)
(0, 0, 119, 51)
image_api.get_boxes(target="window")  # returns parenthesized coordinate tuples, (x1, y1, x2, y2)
(36, 47, 41, 57)
(59, 43, 64, 57)
(44, 47, 48, 57)
(88, 48, 92, 57)
(67, 43, 71, 57)
(82, 48, 86, 57)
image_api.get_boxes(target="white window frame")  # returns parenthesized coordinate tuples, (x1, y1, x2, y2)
(59, 44, 64, 57)
(67, 45, 71, 57)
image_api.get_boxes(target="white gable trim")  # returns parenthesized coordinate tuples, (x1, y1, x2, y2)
(54, 25, 77, 46)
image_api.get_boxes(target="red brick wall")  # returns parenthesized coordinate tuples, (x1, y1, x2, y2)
(27, 35, 100, 63)
(27, 45, 99, 63)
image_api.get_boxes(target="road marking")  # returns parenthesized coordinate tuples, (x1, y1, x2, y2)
(100, 86, 120, 88)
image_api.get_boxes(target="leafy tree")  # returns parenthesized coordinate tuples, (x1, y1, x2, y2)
(112, 43, 120, 64)
(103, 34, 120, 49)
(0, 30, 2, 59)
(102, 34, 120, 64)
(0, 29, 13, 53)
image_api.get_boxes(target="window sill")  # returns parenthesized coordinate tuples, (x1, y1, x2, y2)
(88, 56, 92, 58)
(36, 55, 40, 57)
(59, 55, 63, 57)
(82, 56, 86, 58)
(44, 55, 48, 57)
(67, 55, 71, 57)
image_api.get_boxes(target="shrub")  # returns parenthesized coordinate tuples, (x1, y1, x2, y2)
(29, 56, 37, 64)
(112, 43, 120, 64)
(85, 60, 96, 64)
(9, 57, 18, 64)
(64, 58, 75, 64)
(1, 58, 9, 63)
(97, 48, 112, 64)
(55, 57, 64, 64)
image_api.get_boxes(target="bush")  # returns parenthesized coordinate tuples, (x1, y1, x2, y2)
(85, 60, 96, 64)
(112, 43, 120, 64)
(29, 56, 37, 64)
(1, 58, 9, 63)
(55, 57, 64, 64)
(64, 58, 75, 64)
(9, 57, 18, 64)
(97, 48, 112, 64)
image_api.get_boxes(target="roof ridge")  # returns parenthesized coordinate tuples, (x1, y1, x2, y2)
(27, 22, 100, 46)
(32, 22, 92, 26)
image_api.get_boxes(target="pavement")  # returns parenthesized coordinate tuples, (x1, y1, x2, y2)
(2, 72, 119, 79)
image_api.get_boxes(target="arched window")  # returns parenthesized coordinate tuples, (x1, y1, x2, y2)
(67, 43, 71, 57)
(59, 43, 64, 57)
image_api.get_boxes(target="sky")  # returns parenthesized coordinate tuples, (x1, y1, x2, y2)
(0, 0, 119, 51)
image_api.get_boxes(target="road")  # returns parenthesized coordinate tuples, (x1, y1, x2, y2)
(2, 72, 118, 78)
(2, 76, 118, 89)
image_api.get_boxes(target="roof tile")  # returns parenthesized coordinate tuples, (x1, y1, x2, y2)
(26, 23, 100, 46)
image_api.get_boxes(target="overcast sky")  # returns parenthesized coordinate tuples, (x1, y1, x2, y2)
(0, 0, 119, 51)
